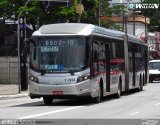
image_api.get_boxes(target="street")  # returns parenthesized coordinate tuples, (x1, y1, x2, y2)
(0, 83, 160, 125)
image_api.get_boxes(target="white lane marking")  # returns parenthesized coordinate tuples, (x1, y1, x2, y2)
(155, 103, 160, 106)
(17, 106, 83, 119)
(130, 112, 139, 116)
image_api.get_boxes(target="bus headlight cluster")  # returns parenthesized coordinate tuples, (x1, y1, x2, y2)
(29, 74, 39, 83)
(77, 73, 90, 83)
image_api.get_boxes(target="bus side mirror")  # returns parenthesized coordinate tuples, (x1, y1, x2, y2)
(24, 38, 31, 49)
(23, 38, 31, 57)
(24, 38, 35, 47)
(23, 38, 36, 58)
(24, 38, 31, 43)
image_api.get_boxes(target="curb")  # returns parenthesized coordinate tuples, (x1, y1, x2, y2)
(0, 93, 29, 100)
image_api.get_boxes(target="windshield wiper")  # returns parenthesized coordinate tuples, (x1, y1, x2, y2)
(81, 65, 87, 70)
(40, 69, 46, 75)
(69, 70, 74, 75)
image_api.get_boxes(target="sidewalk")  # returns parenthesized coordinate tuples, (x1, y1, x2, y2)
(0, 84, 28, 100)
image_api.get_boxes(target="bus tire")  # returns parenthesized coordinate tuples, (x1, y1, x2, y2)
(140, 78, 143, 91)
(138, 76, 143, 91)
(115, 79, 122, 98)
(149, 78, 153, 83)
(143, 74, 145, 86)
(43, 97, 53, 105)
(93, 85, 102, 103)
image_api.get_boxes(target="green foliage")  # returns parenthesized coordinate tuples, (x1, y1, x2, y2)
(111, 4, 126, 16)
(80, 0, 98, 24)
(100, 19, 122, 31)
(141, 0, 160, 31)
(58, 6, 76, 21)
(0, 0, 125, 31)
(101, 20, 113, 28)
(99, 1, 126, 31)
(99, 0, 111, 16)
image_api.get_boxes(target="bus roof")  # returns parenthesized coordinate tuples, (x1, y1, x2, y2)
(32, 23, 147, 45)
(32, 23, 125, 38)
(127, 34, 147, 45)
(35, 23, 94, 36)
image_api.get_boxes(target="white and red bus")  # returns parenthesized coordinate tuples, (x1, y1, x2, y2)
(27, 23, 148, 104)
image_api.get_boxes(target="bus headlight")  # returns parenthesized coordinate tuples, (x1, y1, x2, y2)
(77, 73, 90, 83)
(29, 74, 39, 83)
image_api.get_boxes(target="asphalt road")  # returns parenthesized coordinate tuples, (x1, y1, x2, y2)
(0, 82, 160, 125)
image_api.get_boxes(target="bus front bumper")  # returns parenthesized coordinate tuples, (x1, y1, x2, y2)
(29, 80, 91, 99)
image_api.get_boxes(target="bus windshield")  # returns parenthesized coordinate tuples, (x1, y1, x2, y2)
(30, 36, 89, 73)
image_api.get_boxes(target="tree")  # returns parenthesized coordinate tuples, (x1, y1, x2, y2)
(0, 0, 76, 30)
(0, 0, 126, 31)
(141, 0, 160, 32)
(79, 0, 98, 24)
(99, 0, 126, 30)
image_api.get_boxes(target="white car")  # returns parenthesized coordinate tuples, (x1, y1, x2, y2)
(149, 60, 160, 83)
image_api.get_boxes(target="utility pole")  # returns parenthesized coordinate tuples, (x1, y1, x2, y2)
(17, 0, 30, 92)
(125, 15, 127, 34)
(145, 10, 147, 43)
(133, 10, 135, 36)
(122, 12, 124, 32)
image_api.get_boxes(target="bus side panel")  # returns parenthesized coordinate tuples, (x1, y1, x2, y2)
(128, 42, 147, 89)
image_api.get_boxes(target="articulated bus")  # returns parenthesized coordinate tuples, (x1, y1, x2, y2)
(27, 23, 148, 104)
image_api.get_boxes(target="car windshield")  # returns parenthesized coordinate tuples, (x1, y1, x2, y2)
(29, 36, 89, 73)
(149, 62, 160, 70)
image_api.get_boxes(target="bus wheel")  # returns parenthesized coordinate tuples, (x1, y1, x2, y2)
(93, 85, 102, 103)
(149, 78, 153, 83)
(139, 78, 143, 91)
(115, 82, 121, 98)
(43, 97, 53, 105)
(137, 77, 143, 91)
(150, 80, 153, 83)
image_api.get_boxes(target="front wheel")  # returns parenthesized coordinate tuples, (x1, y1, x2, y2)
(149, 78, 153, 83)
(93, 85, 102, 103)
(43, 97, 53, 105)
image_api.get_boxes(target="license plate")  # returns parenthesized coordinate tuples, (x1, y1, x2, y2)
(52, 91, 63, 95)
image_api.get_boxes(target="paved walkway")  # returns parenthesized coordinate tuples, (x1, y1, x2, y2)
(0, 84, 19, 95)
(0, 84, 28, 100)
